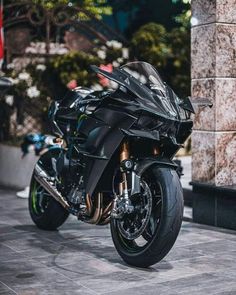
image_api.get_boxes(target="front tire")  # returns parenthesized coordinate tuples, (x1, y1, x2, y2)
(110, 166, 183, 268)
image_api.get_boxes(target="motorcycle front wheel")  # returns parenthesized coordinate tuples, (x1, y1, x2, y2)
(110, 166, 183, 268)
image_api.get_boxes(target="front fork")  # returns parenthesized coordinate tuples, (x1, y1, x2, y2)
(119, 141, 160, 196)
(112, 142, 133, 218)
(112, 140, 161, 219)
(119, 142, 130, 202)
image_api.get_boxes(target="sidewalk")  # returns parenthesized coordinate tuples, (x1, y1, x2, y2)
(0, 188, 236, 295)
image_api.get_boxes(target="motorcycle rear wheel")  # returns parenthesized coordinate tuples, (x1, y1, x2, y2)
(28, 149, 69, 231)
(29, 176, 69, 230)
(110, 166, 183, 268)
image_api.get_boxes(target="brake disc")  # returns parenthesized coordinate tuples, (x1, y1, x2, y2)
(117, 180, 152, 240)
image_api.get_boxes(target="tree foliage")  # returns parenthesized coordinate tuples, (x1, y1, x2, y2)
(131, 20, 190, 97)
(48, 51, 101, 93)
(131, 23, 171, 68)
(108, 0, 191, 97)
(31, 0, 112, 18)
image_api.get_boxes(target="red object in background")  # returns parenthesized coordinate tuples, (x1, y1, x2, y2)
(67, 79, 77, 90)
(98, 64, 113, 87)
(0, 0, 4, 68)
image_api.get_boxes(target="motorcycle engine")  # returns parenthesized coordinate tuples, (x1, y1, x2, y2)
(67, 187, 85, 205)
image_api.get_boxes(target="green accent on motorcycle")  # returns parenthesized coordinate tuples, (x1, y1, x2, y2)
(78, 114, 87, 122)
(77, 114, 87, 129)
(32, 181, 39, 215)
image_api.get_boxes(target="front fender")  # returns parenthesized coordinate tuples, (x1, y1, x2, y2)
(134, 156, 178, 177)
(129, 157, 178, 196)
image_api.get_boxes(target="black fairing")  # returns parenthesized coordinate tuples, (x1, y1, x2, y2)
(48, 62, 194, 196)
(78, 107, 137, 195)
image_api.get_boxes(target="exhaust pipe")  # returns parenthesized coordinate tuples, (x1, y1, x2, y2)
(34, 164, 112, 225)
(84, 193, 103, 224)
(85, 195, 113, 225)
(34, 164, 70, 210)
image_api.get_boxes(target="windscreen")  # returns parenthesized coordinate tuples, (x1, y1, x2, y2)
(120, 62, 178, 118)
(121, 62, 166, 97)
(91, 61, 181, 119)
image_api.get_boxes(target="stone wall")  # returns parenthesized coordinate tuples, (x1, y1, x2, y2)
(191, 0, 236, 186)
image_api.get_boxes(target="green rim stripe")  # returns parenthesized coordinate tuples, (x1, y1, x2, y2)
(32, 181, 39, 215)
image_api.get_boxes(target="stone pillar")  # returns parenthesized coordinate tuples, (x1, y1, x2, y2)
(191, 0, 236, 229)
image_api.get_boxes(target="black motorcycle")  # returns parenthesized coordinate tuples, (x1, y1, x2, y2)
(29, 61, 211, 267)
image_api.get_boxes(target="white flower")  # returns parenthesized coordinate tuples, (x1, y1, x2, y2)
(27, 86, 40, 98)
(25, 47, 37, 54)
(91, 83, 103, 91)
(113, 41, 122, 49)
(9, 77, 19, 85)
(57, 48, 69, 54)
(36, 64, 46, 71)
(97, 49, 106, 60)
(18, 72, 30, 81)
(117, 57, 124, 63)
(7, 63, 14, 70)
(18, 71, 32, 86)
(5, 95, 14, 106)
(112, 61, 120, 67)
(106, 40, 122, 49)
(122, 48, 129, 59)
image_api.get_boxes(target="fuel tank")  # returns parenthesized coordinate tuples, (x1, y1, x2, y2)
(49, 87, 94, 136)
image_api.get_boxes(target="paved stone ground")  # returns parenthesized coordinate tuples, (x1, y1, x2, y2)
(0, 188, 236, 295)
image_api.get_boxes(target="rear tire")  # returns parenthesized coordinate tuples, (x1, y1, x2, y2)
(110, 166, 183, 268)
(29, 176, 69, 230)
(28, 148, 69, 231)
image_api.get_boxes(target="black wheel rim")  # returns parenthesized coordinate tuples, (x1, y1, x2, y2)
(114, 174, 163, 253)
(117, 180, 152, 240)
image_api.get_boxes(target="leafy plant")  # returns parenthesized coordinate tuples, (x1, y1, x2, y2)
(130, 21, 190, 97)
(49, 51, 101, 88)
(131, 23, 171, 68)
(31, 0, 112, 19)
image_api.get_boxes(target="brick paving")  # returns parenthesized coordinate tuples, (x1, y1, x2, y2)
(0, 188, 236, 295)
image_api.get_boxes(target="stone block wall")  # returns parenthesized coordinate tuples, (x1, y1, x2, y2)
(191, 0, 236, 186)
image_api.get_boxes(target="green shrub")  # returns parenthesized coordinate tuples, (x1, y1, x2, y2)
(130, 22, 190, 97)
(131, 23, 171, 68)
(49, 51, 101, 87)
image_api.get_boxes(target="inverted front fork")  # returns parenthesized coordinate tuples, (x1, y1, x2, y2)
(111, 141, 134, 218)
(119, 143, 160, 198)
(114, 142, 161, 218)
(119, 141, 130, 198)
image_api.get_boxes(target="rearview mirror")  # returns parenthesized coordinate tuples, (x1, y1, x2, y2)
(179, 97, 213, 114)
